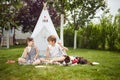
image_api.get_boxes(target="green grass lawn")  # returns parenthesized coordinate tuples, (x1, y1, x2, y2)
(0, 46, 120, 80)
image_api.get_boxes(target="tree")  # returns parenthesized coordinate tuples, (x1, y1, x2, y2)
(69, 0, 107, 49)
(15, 0, 60, 33)
(0, 0, 23, 48)
(53, 0, 74, 45)
(53, 0, 107, 49)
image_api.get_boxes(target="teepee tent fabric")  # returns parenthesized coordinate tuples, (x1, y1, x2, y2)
(31, 8, 59, 57)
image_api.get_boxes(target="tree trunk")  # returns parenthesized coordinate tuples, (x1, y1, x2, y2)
(74, 30, 77, 49)
(60, 14, 64, 45)
(6, 29, 10, 48)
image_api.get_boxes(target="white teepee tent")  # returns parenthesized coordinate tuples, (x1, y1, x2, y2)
(31, 5, 59, 57)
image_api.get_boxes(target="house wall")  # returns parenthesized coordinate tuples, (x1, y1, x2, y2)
(0, 27, 32, 46)
(0, 29, 14, 46)
(15, 27, 32, 44)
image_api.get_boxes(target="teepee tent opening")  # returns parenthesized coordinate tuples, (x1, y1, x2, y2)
(31, 3, 59, 57)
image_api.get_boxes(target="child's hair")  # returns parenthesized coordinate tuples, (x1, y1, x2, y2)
(47, 35, 56, 43)
(26, 37, 33, 45)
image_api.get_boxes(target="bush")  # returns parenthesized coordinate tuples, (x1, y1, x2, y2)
(62, 21, 120, 51)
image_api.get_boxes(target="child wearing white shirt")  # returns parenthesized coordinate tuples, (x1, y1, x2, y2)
(46, 35, 68, 63)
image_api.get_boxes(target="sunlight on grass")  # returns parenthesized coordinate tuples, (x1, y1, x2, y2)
(0, 46, 120, 80)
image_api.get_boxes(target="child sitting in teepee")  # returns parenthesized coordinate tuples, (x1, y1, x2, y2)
(18, 37, 42, 65)
(46, 35, 68, 64)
